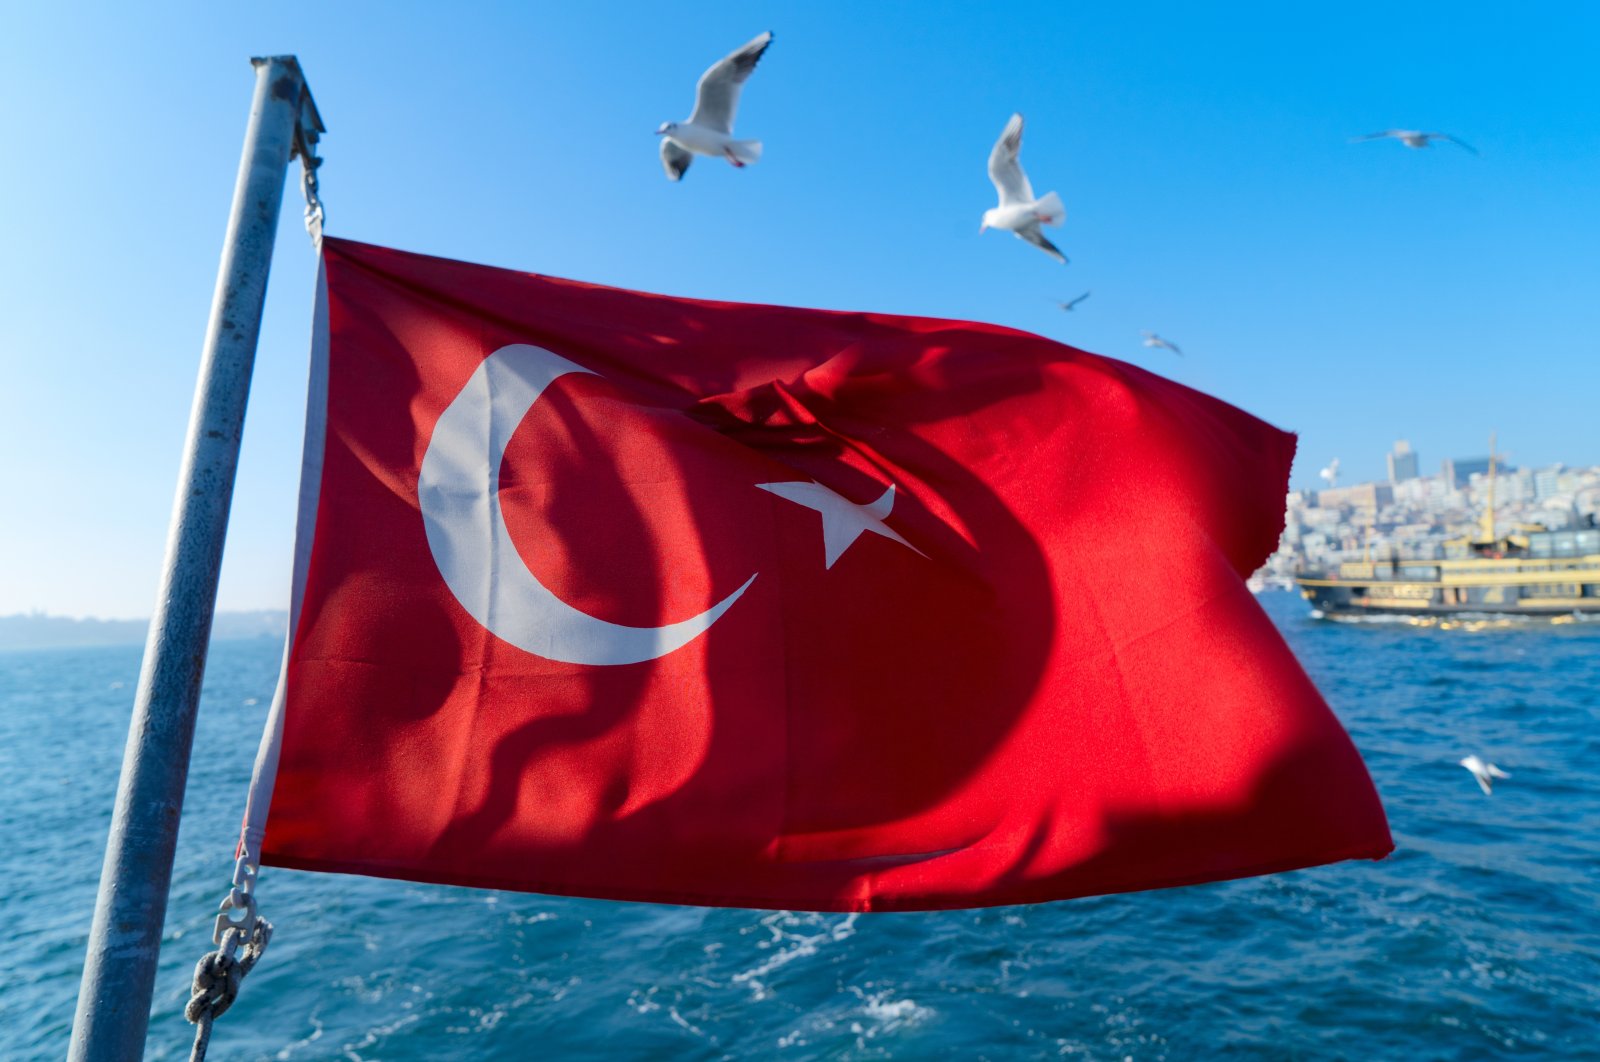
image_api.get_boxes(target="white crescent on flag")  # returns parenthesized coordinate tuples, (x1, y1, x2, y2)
(417, 343, 757, 666)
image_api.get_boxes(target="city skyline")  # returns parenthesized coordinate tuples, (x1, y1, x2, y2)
(1267, 446, 1599, 587)
(1329, 435, 1558, 489)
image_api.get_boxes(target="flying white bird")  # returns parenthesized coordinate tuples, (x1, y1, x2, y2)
(1460, 755, 1510, 795)
(1319, 458, 1340, 488)
(1352, 129, 1478, 155)
(981, 113, 1067, 263)
(1056, 291, 1091, 312)
(1141, 331, 1182, 356)
(656, 32, 773, 181)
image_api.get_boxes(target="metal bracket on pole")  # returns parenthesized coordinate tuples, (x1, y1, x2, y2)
(288, 65, 327, 243)
(68, 55, 322, 1062)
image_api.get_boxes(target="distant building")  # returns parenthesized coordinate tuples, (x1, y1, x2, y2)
(1534, 465, 1563, 501)
(1393, 475, 1446, 510)
(1558, 469, 1592, 494)
(1508, 469, 1535, 504)
(1315, 483, 1394, 514)
(1529, 507, 1576, 531)
(1387, 440, 1419, 484)
(1442, 455, 1500, 488)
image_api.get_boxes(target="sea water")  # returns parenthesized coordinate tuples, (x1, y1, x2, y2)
(3, 592, 1597, 1059)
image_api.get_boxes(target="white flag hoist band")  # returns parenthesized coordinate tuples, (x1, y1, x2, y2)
(66, 55, 324, 1062)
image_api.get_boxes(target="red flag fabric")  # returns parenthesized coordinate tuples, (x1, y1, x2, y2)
(259, 237, 1390, 911)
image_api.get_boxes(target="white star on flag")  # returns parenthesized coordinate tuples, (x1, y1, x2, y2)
(756, 480, 928, 569)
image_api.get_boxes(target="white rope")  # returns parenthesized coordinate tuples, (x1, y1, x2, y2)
(185, 870, 273, 1061)
(186, 919, 272, 1059)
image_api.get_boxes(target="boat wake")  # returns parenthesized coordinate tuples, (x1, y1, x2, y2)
(1311, 609, 1598, 630)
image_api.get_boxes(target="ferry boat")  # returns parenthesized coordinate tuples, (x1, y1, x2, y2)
(1294, 527, 1600, 619)
(1294, 443, 1600, 619)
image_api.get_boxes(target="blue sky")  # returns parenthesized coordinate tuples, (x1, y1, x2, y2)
(2, 2, 1596, 618)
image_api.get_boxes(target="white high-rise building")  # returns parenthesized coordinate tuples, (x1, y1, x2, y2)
(1387, 440, 1419, 484)
(1534, 465, 1563, 500)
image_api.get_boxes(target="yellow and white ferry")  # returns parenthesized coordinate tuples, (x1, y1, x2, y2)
(1294, 446, 1600, 620)
(1295, 529, 1600, 619)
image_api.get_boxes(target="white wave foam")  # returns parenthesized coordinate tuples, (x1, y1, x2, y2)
(848, 986, 934, 1046)
(730, 911, 859, 1000)
(1319, 609, 1598, 630)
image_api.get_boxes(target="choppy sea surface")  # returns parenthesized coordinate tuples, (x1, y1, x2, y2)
(3, 591, 1597, 1060)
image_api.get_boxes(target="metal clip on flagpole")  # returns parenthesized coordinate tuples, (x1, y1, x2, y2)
(292, 87, 327, 246)
(68, 56, 322, 1062)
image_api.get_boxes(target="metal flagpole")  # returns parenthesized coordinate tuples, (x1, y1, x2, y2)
(69, 55, 323, 1061)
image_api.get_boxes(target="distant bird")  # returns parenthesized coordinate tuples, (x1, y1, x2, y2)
(1352, 129, 1478, 155)
(1056, 291, 1091, 312)
(981, 113, 1068, 263)
(1141, 331, 1182, 356)
(656, 32, 773, 181)
(1319, 458, 1340, 488)
(1460, 754, 1510, 795)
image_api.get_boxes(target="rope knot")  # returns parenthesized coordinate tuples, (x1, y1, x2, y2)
(185, 950, 241, 1022)
(185, 916, 272, 1060)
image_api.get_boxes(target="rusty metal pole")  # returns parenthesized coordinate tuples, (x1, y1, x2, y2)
(68, 56, 321, 1061)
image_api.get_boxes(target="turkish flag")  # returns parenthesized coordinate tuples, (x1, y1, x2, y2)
(258, 237, 1390, 911)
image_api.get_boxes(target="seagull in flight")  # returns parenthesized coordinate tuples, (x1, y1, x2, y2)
(1056, 291, 1091, 312)
(1141, 331, 1182, 356)
(1319, 458, 1340, 488)
(657, 32, 773, 181)
(981, 113, 1068, 264)
(1352, 129, 1478, 155)
(1460, 755, 1510, 795)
